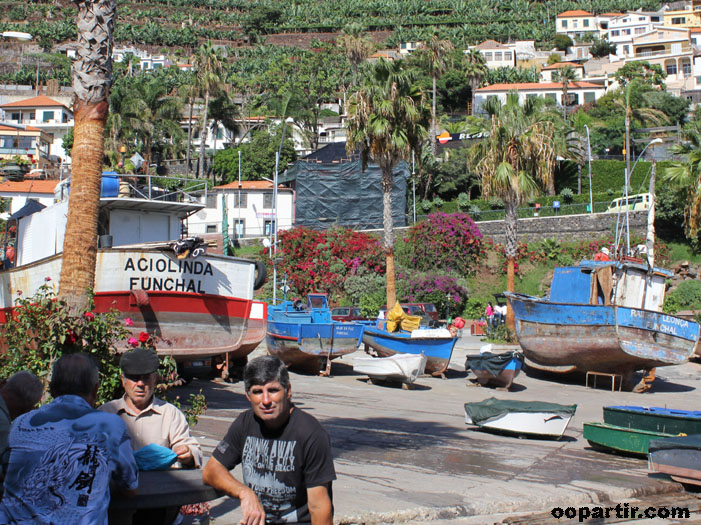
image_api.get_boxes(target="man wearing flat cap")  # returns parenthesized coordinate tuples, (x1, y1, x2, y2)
(100, 347, 202, 468)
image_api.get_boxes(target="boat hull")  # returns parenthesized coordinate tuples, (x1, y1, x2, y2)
(471, 361, 521, 389)
(0, 249, 263, 362)
(266, 321, 364, 373)
(506, 294, 698, 376)
(583, 422, 676, 455)
(353, 353, 427, 383)
(465, 409, 573, 438)
(603, 406, 701, 435)
(649, 446, 701, 486)
(362, 326, 457, 375)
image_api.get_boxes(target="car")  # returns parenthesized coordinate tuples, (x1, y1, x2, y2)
(331, 306, 366, 322)
(606, 193, 651, 213)
(378, 303, 440, 322)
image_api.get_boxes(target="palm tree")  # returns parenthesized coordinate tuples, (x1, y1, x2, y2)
(552, 65, 577, 121)
(58, 0, 116, 311)
(417, 34, 454, 161)
(664, 121, 701, 243)
(346, 59, 430, 309)
(468, 93, 557, 329)
(337, 23, 374, 87)
(193, 42, 223, 180)
(463, 48, 488, 116)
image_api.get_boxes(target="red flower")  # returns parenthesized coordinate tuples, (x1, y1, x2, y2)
(83, 312, 94, 320)
(66, 330, 77, 344)
(138, 331, 150, 343)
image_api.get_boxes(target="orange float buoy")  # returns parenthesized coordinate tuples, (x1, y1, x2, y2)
(5, 246, 15, 263)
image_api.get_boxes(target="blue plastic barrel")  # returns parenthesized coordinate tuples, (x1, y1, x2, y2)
(100, 175, 120, 197)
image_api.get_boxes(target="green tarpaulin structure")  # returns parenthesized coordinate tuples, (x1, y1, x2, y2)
(464, 397, 577, 426)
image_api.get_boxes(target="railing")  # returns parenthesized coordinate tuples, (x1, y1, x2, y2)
(114, 173, 208, 203)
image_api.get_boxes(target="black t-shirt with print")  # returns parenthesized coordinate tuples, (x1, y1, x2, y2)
(212, 406, 336, 524)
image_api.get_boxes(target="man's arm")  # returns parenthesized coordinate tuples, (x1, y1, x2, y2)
(202, 457, 266, 525)
(168, 404, 203, 468)
(307, 484, 333, 525)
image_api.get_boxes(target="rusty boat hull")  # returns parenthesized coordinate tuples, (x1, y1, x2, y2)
(505, 293, 699, 378)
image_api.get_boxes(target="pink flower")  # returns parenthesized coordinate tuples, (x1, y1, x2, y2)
(83, 312, 94, 320)
(44, 277, 52, 282)
(127, 337, 139, 348)
(124, 318, 134, 326)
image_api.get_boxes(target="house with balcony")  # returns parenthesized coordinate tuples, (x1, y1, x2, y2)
(0, 96, 73, 163)
(628, 26, 693, 93)
(113, 46, 174, 71)
(663, 0, 701, 28)
(0, 179, 59, 214)
(473, 82, 606, 115)
(188, 180, 294, 239)
(556, 10, 600, 41)
(0, 123, 53, 171)
(539, 62, 585, 82)
(471, 40, 517, 69)
(608, 10, 664, 59)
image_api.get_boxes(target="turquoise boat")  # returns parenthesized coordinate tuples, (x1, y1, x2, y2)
(583, 422, 678, 456)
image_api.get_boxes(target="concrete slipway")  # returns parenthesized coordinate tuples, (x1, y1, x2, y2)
(181, 335, 701, 524)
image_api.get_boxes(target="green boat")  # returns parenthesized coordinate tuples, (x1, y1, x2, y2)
(583, 422, 679, 456)
(603, 406, 701, 435)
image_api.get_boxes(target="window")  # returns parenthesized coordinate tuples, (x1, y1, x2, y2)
(494, 52, 502, 61)
(583, 19, 589, 27)
(623, 29, 631, 35)
(651, 17, 660, 22)
(504, 51, 512, 61)
(42, 111, 53, 122)
(62, 112, 68, 123)
(206, 193, 217, 208)
(624, 45, 630, 55)
(683, 61, 692, 76)
(612, 30, 620, 36)
(263, 193, 273, 208)
(29, 112, 35, 120)
(233, 219, 244, 237)
(216, 128, 223, 139)
(10, 112, 20, 121)
(206, 224, 217, 233)
(264, 220, 274, 237)
(562, 20, 568, 28)
(401, 43, 407, 49)
(666, 62, 677, 75)
(623, 18, 629, 23)
(635, 27, 645, 34)
(672, 17, 685, 24)
(545, 93, 557, 100)
(638, 17, 645, 21)
(584, 92, 596, 103)
(484, 52, 492, 61)
(153, 63, 162, 69)
(233, 193, 247, 208)
(573, 20, 579, 28)
(569, 93, 579, 105)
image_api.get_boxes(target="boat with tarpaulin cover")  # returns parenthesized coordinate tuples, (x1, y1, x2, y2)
(465, 349, 523, 390)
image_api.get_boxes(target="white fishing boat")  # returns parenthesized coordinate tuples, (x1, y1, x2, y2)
(0, 174, 266, 362)
(464, 398, 577, 438)
(353, 352, 427, 384)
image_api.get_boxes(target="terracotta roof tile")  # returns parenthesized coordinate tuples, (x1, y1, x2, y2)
(542, 62, 584, 70)
(475, 40, 504, 50)
(0, 124, 43, 132)
(0, 180, 59, 194)
(557, 10, 593, 17)
(477, 81, 602, 91)
(0, 95, 70, 110)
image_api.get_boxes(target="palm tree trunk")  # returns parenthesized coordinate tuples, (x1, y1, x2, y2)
(431, 76, 437, 156)
(381, 163, 397, 309)
(198, 90, 209, 179)
(59, 0, 116, 312)
(504, 199, 518, 331)
(186, 95, 194, 173)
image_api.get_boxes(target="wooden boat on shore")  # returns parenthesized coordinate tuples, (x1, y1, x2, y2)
(464, 397, 576, 438)
(0, 177, 266, 363)
(604, 406, 701, 435)
(362, 322, 457, 375)
(505, 259, 699, 390)
(266, 293, 365, 374)
(649, 434, 701, 487)
(583, 422, 677, 455)
(353, 353, 427, 384)
(465, 349, 523, 390)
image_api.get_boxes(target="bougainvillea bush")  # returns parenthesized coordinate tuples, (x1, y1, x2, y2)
(405, 213, 484, 275)
(270, 226, 385, 299)
(396, 270, 470, 318)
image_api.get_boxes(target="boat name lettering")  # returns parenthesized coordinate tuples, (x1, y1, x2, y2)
(129, 277, 205, 293)
(660, 315, 689, 328)
(123, 257, 213, 276)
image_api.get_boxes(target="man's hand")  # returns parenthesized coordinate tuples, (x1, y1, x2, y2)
(173, 445, 194, 466)
(239, 486, 266, 525)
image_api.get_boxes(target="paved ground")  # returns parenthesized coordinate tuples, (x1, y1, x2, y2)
(177, 335, 701, 524)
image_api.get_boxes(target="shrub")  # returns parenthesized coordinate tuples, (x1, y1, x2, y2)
(343, 267, 386, 317)
(457, 192, 470, 209)
(664, 280, 701, 314)
(560, 188, 574, 204)
(405, 212, 484, 275)
(468, 204, 482, 220)
(397, 270, 470, 318)
(488, 196, 504, 209)
(421, 199, 433, 212)
(432, 196, 444, 208)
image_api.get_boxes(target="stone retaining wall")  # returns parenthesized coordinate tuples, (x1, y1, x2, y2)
(476, 211, 649, 243)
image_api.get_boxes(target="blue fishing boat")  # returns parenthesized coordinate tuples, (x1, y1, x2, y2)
(465, 349, 524, 390)
(266, 293, 365, 374)
(505, 259, 699, 390)
(362, 322, 458, 376)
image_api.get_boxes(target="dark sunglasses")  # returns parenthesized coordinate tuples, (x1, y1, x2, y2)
(124, 373, 154, 382)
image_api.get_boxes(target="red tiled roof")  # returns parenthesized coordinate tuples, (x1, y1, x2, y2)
(691, 27, 701, 32)
(0, 95, 70, 110)
(557, 10, 593, 17)
(213, 180, 289, 190)
(0, 180, 59, 194)
(475, 40, 504, 50)
(542, 62, 584, 70)
(477, 81, 602, 91)
(0, 124, 43, 132)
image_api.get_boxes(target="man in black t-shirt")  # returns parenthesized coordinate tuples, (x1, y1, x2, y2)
(203, 356, 336, 525)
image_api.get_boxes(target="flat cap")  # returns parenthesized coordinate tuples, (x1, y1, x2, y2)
(120, 347, 160, 375)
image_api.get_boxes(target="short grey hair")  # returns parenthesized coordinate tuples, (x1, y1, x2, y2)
(49, 354, 99, 398)
(3, 371, 43, 411)
(244, 355, 290, 393)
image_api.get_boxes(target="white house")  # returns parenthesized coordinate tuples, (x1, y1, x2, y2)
(0, 95, 73, 163)
(474, 81, 606, 114)
(608, 10, 665, 59)
(539, 62, 585, 82)
(188, 180, 294, 239)
(0, 179, 59, 214)
(113, 46, 173, 71)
